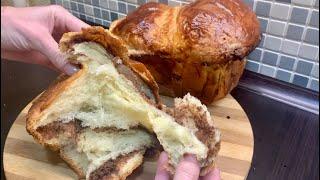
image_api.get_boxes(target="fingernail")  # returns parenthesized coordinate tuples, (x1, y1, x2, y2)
(158, 152, 169, 165)
(63, 63, 79, 75)
(160, 152, 169, 160)
(183, 154, 198, 164)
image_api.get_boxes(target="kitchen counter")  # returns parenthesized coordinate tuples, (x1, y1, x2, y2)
(1, 59, 319, 180)
(232, 72, 319, 180)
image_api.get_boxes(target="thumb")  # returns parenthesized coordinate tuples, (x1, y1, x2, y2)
(37, 35, 78, 75)
(155, 152, 170, 180)
(173, 154, 200, 180)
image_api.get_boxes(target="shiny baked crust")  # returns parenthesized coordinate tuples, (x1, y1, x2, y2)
(109, 0, 260, 103)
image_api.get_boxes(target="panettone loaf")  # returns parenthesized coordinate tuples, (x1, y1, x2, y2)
(109, 0, 260, 104)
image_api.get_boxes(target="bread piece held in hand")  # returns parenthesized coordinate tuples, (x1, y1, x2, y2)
(26, 27, 220, 179)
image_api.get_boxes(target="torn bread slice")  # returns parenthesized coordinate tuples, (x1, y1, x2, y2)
(31, 116, 154, 179)
(26, 27, 221, 179)
(60, 128, 151, 180)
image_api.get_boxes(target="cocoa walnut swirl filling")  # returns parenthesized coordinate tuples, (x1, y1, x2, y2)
(88, 151, 140, 180)
(36, 119, 83, 141)
(61, 28, 162, 107)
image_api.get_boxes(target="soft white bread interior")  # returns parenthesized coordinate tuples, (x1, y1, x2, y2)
(26, 28, 221, 179)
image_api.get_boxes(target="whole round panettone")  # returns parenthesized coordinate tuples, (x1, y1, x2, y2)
(109, 0, 260, 104)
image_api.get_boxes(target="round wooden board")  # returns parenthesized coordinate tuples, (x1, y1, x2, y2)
(4, 94, 254, 180)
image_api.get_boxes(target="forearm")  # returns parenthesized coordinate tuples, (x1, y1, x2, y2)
(1, 6, 9, 53)
(1, 7, 11, 60)
(1, 6, 21, 53)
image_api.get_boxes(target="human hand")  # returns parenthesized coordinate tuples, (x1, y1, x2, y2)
(155, 152, 221, 180)
(1, 5, 89, 75)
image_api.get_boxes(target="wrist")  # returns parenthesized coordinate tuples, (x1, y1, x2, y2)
(1, 6, 20, 52)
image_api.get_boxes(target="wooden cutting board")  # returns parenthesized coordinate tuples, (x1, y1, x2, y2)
(3, 94, 254, 180)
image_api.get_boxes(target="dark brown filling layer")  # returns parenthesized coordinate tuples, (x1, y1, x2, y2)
(165, 101, 220, 168)
(89, 151, 140, 180)
(36, 56, 159, 141)
(36, 121, 155, 179)
(112, 57, 157, 105)
(36, 120, 82, 140)
(36, 120, 145, 141)
(130, 55, 177, 85)
(67, 33, 159, 106)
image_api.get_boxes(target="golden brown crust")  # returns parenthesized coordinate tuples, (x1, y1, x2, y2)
(116, 151, 144, 180)
(109, 0, 259, 104)
(132, 55, 246, 104)
(110, 0, 260, 63)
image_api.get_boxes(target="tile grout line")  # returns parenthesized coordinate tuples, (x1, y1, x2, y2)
(273, 1, 292, 81)
(254, 0, 264, 74)
(299, 1, 315, 88)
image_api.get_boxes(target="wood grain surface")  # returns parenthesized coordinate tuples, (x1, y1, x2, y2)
(3, 94, 254, 180)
